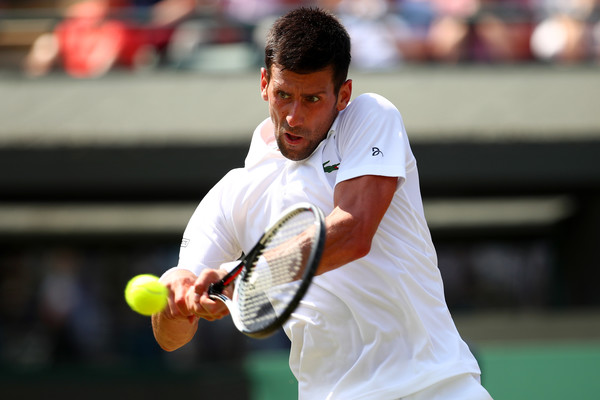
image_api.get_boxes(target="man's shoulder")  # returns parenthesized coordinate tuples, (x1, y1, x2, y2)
(348, 93, 396, 110)
(337, 93, 400, 127)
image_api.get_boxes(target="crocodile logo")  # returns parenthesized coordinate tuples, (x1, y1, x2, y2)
(323, 160, 340, 173)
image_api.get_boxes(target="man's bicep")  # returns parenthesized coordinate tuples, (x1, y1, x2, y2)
(334, 174, 398, 224)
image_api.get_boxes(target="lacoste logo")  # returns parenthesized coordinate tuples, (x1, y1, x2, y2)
(323, 160, 340, 173)
(372, 147, 383, 157)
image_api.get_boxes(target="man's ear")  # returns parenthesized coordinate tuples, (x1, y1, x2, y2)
(260, 67, 269, 101)
(336, 79, 352, 112)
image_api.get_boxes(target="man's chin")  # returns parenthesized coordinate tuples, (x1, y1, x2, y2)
(276, 134, 318, 161)
(280, 150, 307, 161)
(278, 146, 311, 161)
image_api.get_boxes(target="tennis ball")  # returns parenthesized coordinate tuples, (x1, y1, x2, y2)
(125, 274, 168, 316)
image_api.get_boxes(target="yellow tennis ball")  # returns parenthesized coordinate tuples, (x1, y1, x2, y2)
(125, 274, 168, 316)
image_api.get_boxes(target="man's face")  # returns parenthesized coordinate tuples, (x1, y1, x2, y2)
(261, 64, 352, 161)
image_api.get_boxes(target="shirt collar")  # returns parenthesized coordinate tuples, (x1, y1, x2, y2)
(327, 113, 341, 139)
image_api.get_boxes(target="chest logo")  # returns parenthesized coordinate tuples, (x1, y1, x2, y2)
(323, 160, 340, 173)
(372, 147, 384, 157)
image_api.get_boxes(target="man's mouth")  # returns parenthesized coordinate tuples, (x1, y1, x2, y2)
(284, 132, 303, 144)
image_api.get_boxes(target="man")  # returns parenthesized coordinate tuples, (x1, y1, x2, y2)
(152, 7, 492, 400)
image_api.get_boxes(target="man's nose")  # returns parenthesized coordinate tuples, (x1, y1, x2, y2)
(286, 101, 304, 128)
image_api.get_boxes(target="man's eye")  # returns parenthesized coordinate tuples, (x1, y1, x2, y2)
(306, 96, 319, 103)
(278, 92, 290, 99)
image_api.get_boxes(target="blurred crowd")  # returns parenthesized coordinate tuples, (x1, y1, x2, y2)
(0, 0, 598, 78)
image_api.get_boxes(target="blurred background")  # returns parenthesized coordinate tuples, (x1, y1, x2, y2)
(0, 0, 599, 399)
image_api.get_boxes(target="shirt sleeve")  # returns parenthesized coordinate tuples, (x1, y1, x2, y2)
(174, 170, 244, 275)
(334, 93, 410, 186)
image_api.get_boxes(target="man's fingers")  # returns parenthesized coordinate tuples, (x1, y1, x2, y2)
(161, 267, 231, 321)
(187, 287, 230, 320)
(162, 281, 195, 320)
(158, 269, 199, 321)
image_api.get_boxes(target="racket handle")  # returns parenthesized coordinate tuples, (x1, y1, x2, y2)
(208, 260, 244, 302)
(208, 281, 224, 296)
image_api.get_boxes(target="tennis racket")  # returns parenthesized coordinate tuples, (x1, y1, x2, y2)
(208, 202, 325, 339)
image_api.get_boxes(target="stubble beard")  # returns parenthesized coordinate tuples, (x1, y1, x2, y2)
(275, 126, 322, 161)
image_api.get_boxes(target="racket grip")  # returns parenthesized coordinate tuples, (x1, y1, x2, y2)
(208, 281, 224, 296)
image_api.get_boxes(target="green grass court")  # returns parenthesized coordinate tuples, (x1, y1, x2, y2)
(478, 342, 600, 400)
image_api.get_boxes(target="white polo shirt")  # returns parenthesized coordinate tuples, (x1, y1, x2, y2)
(175, 93, 481, 399)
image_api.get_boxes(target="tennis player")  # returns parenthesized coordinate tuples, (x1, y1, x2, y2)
(152, 7, 493, 400)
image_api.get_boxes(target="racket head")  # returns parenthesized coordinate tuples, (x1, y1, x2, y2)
(210, 202, 325, 338)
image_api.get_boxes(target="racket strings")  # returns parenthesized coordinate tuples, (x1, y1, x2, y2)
(236, 211, 317, 329)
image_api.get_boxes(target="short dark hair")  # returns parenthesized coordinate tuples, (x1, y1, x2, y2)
(264, 7, 351, 92)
